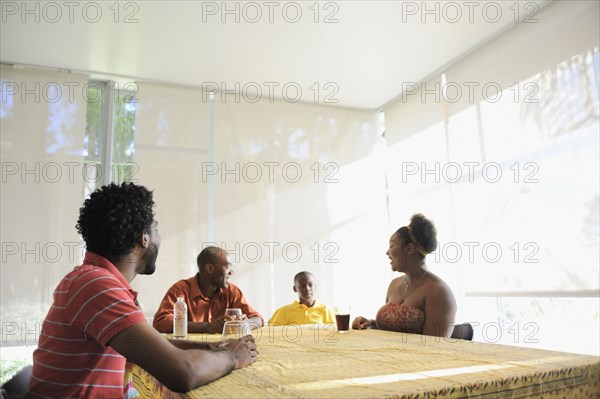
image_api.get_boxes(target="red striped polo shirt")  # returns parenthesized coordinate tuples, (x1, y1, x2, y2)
(28, 252, 147, 399)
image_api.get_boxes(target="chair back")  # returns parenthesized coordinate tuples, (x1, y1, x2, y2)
(1, 365, 32, 399)
(450, 323, 474, 341)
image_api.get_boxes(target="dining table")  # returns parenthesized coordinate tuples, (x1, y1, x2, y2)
(126, 324, 600, 398)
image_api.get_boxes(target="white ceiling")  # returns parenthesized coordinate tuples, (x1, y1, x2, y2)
(1, 1, 548, 110)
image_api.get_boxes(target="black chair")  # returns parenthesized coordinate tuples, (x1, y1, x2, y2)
(1, 365, 32, 399)
(450, 323, 474, 341)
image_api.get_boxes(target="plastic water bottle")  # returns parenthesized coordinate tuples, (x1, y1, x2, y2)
(173, 296, 188, 339)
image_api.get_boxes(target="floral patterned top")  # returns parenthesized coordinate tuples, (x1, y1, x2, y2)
(375, 303, 425, 334)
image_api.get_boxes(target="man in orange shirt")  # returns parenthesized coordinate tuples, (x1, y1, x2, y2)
(153, 246, 264, 334)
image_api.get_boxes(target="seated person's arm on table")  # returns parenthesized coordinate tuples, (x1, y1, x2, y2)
(188, 317, 227, 334)
(352, 316, 377, 329)
(168, 338, 218, 350)
(352, 278, 401, 330)
(246, 316, 264, 329)
(152, 287, 180, 333)
(154, 288, 226, 334)
(422, 283, 456, 338)
(231, 289, 264, 328)
(110, 321, 250, 392)
(181, 314, 251, 334)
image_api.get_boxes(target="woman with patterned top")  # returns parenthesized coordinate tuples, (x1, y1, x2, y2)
(352, 214, 456, 337)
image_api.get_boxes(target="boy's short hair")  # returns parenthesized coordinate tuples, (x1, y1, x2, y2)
(294, 271, 315, 284)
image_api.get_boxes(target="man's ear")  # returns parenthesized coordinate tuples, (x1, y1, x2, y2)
(140, 231, 150, 249)
(205, 263, 215, 274)
(293, 285, 297, 293)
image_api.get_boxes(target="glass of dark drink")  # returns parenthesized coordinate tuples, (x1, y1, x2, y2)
(334, 306, 351, 333)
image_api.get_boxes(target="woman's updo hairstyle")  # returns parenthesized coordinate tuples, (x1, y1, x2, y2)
(395, 213, 438, 257)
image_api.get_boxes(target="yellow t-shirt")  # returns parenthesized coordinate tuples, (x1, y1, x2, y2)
(269, 300, 336, 326)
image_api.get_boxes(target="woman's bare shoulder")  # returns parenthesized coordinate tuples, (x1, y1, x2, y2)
(424, 273, 456, 301)
(389, 275, 405, 287)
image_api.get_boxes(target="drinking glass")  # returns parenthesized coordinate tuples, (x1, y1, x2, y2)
(225, 308, 243, 320)
(334, 306, 351, 333)
(222, 320, 251, 342)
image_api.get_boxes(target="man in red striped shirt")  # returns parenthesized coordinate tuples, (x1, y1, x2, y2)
(28, 183, 258, 398)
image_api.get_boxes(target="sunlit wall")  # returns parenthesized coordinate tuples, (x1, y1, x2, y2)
(383, 0, 599, 355)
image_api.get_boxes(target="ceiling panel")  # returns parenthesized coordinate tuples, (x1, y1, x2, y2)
(1, 0, 548, 109)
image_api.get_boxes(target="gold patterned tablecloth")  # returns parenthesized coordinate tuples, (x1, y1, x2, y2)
(128, 325, 600, 398)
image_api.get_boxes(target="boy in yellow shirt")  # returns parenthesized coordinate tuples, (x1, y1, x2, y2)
(269, 271, 335, 325)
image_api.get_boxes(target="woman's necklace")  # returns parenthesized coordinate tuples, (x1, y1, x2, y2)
(405, 269, 428, 292)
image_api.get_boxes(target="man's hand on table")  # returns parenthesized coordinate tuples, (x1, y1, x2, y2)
(203, 317, 228, 334)
(190, 314, 262, 334)
(206, 314, 249, 333)
(219, 335, 258, 369)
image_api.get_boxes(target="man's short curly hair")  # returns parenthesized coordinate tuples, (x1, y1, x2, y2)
(76, 183, 155, 258)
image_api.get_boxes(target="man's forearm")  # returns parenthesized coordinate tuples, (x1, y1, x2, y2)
(153, 319, 215, 334)
(168, 339, 218, 350)
(182, 348, 236, 389)
(188, 321, 224, 334)
(153, 316, 173, 333)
